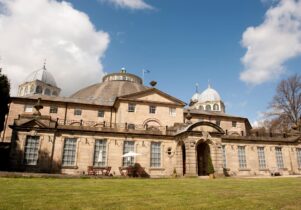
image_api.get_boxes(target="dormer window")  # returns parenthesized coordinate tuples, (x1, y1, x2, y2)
(149, 105, 156, 114)
(128, 103, 136, 112)
(205, 105, 211, 111)
(213, 104, 219, 111)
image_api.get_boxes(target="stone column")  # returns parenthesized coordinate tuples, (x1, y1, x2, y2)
(184, 139, 197, 176)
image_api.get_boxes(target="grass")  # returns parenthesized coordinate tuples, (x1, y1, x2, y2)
(0, 177, 301, 210)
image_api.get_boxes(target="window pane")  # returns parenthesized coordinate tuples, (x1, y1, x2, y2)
(98, 110, 104, 118)
(93, 139, 107, 167)
(238, 146, 247, 168)
(149, 106, 156, 114)
(151, 142, 161, 167)
(128, 104, 135, 112)
(62, 138, 77, 166)
(275, 147, 284, 169)
(257, 147, 266, 169)
(50, 106, 58, 113)
(123, 141, 134, 166)
(169, 108, 176, 116)
(24, 136, 40, 165)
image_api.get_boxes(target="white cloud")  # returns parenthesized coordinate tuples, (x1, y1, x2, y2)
(0, 0, 110, 96)
(240, 0, 301, 85)
(102, 0, 153, 10)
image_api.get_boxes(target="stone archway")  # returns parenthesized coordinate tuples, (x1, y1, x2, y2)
(196, 142, 211, 176)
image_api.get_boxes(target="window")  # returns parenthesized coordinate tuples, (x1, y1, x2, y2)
(123, 141, 134, 166)
(128, 103, 136, 112)
(198, 106, 204, 110)
(62, 138, 77, 166)
(93, 139, 107, 167)
(24, 105, 33, 113)
(151, 142, 161, 167)
(24, 136, 40, 165)
(35, 85, 42, 94)
(49, 106, 58, 114)
(238, 146, 247, 168)
(257, 147, 266, 169)
(232, 121, 237, 127)
(213, 104, 219, 111)
(52, 91, 58, 96)
(149, 105, 156, 114)
(128, 124, 135, 129)
(222, 145, 227, 168)
(216, 120, 220, 126)
(169, 108, 176, 117)
(98, 110, 104, 118)
(297, 148, 301, 168)
(74, 108, 82, 116)
(30, 85, 35, 93)
(44, 88, 51, 96)
(275, 147, 284, 169)
(205, 105, 211, 111)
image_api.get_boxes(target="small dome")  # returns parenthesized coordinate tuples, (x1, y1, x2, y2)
(198, 85, 221, 103)
(25, 67, 58, 87)
(191, 92, 201, 102)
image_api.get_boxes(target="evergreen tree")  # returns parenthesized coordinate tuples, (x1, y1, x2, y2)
(207, 155, 215, 175)
(0, 69, 10, 132)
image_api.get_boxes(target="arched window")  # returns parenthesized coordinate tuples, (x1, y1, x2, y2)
(35, 85, 42, 94)
(52, 91, 58, 96)
(205, 105, 211, 111)
(213, 104, 219, 111)
(198, 106, 204, 110)
(44, 88, 51, 96)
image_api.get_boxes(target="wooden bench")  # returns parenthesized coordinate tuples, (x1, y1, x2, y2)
(87, 166, 111, 176)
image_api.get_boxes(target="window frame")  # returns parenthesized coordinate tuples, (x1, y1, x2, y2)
(275, 147, 284, 169)
(257, 147, 266, 169)
(62, 138, 77, 167)
(169, 107, 176, 117)
(74, 108, 82, 116)
(123, 141, 135, 166)
(150, 142, 161, 168)
(128, 103, 136, 113)
(49, 106, 58, 114)
(93, 139, 107, 167)
(24, 136, 40, 165)
(149, 105, 156, 114)
(238, 146, 247, 169)
(232, 121, 237, 127)
(98, 110, 105, 118)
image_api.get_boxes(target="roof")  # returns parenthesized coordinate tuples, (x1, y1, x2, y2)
(24, 67, 58, 87)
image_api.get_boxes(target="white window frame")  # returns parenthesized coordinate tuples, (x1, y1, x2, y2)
(123, 141, 135, 166)
(93, 139, 107, 167)
(257, 147, 266, 169)
(62, 138, 77, 166)
(169, 107, 176, 117)
(24, 105, 33, 113)
(150, 142, 161, 168)
(275, 147, 284, 169)
(24, 136, 40, 165)
(238, 146, 247, 169)
(149, 105, 156, 114)
(128, 103, 136, 113)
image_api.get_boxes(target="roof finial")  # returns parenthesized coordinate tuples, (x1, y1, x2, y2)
(195, 82, 199, 93)
(208, 79, 211, 88)
(43, 59, 47, 70)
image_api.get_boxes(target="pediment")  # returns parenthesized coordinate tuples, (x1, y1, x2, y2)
(185, 121, 224, 134)
(15, 118, 49, 129)
(118, 88, 186, 106)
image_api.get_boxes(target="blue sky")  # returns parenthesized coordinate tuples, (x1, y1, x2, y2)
(69, 0, 300, 123)
(1, 0, 301, 125)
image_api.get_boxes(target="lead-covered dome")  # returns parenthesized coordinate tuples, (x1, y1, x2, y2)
(198, 85, 221, 103)
(25, 67, 58, 87)
(70, 70, 148, 105)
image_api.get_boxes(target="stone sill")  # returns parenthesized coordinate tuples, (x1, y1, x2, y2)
(259, 169, 270, 171)
(238, 168, 251, 171)
(149, 167, 165, 171)
(62, 166, 78, 169)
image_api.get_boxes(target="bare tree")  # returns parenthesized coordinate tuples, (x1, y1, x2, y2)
(268, 74, 301, 130)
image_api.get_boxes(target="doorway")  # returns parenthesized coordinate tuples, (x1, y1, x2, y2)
(196, 142, 210, 176)
(182, 143, 186, 175)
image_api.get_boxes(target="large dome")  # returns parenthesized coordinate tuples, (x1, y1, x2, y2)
(198, 85, 221, 103)
(70, 71, 148, 105)
(25, 67, 58, 87)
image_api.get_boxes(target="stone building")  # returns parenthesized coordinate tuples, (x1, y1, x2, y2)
(1, 68, 301, 177)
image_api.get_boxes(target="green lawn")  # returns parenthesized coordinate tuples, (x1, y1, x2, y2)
(0, 177, 301, 210)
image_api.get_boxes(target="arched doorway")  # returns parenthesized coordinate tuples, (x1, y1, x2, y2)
(196, 142, 211, 176)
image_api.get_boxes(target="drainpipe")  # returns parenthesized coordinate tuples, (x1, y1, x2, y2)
(64, 102, 68, 125)
(1, 102, 11, 142)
